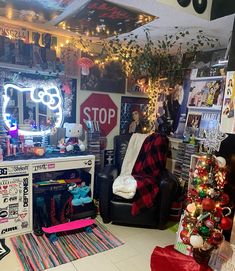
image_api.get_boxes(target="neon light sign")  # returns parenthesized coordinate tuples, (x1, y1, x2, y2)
(3, 83, 63, 136)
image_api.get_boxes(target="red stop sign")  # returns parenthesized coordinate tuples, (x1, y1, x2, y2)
(80, 93, 118, 136)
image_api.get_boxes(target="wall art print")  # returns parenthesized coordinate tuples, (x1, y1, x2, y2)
(185, 112, 202, 137)
(220, 71, 235, 134)
(120, 96, 149, 135)
(127, 75, 149, 95)
(187, 79, 224, 109)
(80, 53, 126, 93)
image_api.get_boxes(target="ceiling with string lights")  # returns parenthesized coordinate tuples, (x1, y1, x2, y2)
(0, 0, 233, 48)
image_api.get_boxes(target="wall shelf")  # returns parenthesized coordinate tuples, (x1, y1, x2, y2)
(190, 75, 224, 81)
(187, 106, 222, 111)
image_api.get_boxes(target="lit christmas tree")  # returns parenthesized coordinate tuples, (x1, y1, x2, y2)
(180, 128, 233, 264)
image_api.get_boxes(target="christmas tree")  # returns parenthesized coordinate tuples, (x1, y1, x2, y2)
(180, 154, 233, 263)
(180, 128, 233, 264)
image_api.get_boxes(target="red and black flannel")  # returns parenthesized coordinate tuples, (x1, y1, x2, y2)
(131, 132, 169, 216)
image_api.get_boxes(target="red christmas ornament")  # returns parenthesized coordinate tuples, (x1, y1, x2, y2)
(220, 217, 233, 230)
(205, 218, 214, 229)
(180, 230, 190, 244)
(211, 231, 223, 245)
(202, 198, 216, 211)
(220, 193, 230, 206)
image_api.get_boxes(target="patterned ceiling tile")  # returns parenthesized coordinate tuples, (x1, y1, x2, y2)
(57, 0, 156, 37)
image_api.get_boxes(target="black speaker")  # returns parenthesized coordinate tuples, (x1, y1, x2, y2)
(192, 0, 207, 14)
(177, 0, 191, 7)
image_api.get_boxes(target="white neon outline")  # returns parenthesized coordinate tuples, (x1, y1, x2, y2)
(3, 83, 63, 136)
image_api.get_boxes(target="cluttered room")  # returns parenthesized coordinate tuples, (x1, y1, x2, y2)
(0, 1, 234, 271)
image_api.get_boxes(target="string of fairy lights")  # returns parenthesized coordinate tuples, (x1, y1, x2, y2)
(2, 30, 183, 133)
(59, 35, 160, 132)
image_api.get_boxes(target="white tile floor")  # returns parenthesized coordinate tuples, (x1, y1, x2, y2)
(0, 217, 176, 271)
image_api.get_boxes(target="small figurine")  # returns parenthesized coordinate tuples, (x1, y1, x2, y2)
(68, 182, 92, 206)
(63, 123, 85, 152)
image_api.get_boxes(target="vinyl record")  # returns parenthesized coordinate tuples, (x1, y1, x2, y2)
(177, 0, 191, 7)
(192, 0, 207, 14)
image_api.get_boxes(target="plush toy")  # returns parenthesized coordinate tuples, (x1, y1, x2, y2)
(63, 123, 85, 152)
(68, 182, 92, 206)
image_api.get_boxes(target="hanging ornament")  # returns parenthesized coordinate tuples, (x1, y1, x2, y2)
(205, 218, 214, 229)
(202, 198, 215, 211)
(199, 226, 210, 236)
(216, 156, 226, 168)
(214, 207, 223, 222)
(210, 231, 223, 245)
(199, 190, 207, 198)
(220, 217, 233, 230)
(190, 235, 204, 248)
(180, 229, 190, 244)
(187, 203, 196, 213)
(220, 193, 230, 206)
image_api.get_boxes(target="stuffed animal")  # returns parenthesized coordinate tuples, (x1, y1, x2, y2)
(68, 182, 92, 206)
(63, 123, 85, 152)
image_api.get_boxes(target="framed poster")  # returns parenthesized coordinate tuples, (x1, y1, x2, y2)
(220, 71, 235, 134)
(120, 96, 149, 135)
(185, 112, 202, 137)
(127, 75, 149, 95)
(187, 79, 224, 109)
(80, 53, 125, 93)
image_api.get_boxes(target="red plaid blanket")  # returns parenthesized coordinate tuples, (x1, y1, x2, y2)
(131, 132, 169, 215)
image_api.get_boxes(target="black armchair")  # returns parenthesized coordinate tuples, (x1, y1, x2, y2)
(97, 134, 179, 230)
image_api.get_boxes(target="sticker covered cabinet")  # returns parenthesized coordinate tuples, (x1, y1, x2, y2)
(0, 155, 95, 238)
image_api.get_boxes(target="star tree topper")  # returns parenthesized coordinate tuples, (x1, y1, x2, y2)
(204, 125, 228, 152)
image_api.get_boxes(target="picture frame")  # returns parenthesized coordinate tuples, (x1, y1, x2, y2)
(80, 53, 126, 93)
(185, 112, 202, 137)
(187, 79, 224, 109)
(120, 96, 149, 135)
(127, 75, 149, 95)
(220, 71, 235, 134)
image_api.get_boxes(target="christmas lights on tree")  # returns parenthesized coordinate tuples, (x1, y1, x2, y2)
(180, 154, 233, 263)
(178, 126, 232, 264)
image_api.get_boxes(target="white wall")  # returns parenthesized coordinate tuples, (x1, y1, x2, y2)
(156, 0, 212, 20)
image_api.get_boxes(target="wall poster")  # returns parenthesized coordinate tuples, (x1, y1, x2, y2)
(220, 71, 235, 134)
(120, 96, 149, 135)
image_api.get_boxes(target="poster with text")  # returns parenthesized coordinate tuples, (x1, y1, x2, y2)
(220, 71, 235, 134)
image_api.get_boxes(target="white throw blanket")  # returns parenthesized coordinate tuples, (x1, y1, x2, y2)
(112, 133, 149, 199)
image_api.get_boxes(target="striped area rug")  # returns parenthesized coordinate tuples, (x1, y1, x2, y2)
(10, 221, 124, 271)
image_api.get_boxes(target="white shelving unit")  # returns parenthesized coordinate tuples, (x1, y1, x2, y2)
(0, 154, 95, 238)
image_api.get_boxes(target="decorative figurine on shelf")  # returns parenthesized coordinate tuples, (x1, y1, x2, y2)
(63, 123, 85, 152)
(68, 182, 92, 206)
(58, 138, 66, 153)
